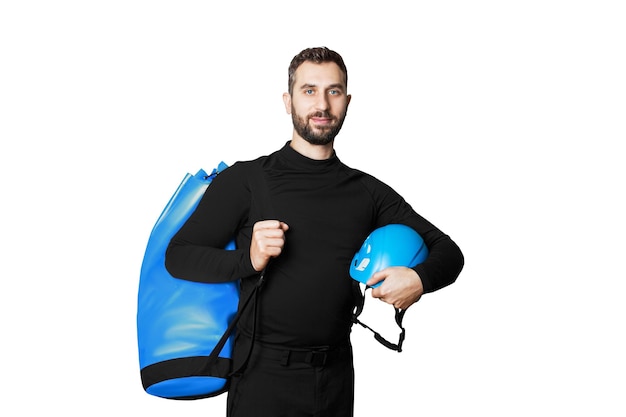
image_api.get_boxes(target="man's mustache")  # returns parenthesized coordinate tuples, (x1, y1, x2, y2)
(309, 111, 334, 120)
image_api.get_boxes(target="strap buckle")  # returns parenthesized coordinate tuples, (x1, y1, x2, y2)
(280, 349, 329, 367)
(305, 350, 328, 367)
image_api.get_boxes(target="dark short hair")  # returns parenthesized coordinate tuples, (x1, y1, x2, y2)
(287, 47, 348, 95)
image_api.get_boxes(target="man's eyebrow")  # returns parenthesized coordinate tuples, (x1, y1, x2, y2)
(327, 83, 345, 91)
(298, 83, 345, 90)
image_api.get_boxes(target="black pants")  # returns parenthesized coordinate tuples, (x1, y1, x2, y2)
(227, 337, 355, 417)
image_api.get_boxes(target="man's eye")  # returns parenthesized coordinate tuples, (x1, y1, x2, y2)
(329, 90, 339, 95)
(305, 89, 314, 95)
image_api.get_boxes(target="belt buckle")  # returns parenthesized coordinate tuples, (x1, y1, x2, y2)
(306, 350, 328, 367)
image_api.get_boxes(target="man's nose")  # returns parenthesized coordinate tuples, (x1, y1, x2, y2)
(314, 93, 329, 111)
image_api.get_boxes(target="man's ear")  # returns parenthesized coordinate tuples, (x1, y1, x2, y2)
(282, 92, 292, 114)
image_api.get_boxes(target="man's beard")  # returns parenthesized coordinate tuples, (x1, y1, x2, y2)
(291, 108, 347, 145)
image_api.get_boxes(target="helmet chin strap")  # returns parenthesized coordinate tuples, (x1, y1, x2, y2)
(351, 283, 406, 352)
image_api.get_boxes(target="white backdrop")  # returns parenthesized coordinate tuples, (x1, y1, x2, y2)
(2, 1, 625, 415)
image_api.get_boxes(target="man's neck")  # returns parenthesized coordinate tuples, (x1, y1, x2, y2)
(289, 136, 335, 160)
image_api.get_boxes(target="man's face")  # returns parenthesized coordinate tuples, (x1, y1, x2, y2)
(284, 61, 351, 145)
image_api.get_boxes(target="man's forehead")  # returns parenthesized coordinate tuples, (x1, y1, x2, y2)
(294, 61, 347, 88)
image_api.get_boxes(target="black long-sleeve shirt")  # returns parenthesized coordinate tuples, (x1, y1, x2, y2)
(166, 142, 463, 348)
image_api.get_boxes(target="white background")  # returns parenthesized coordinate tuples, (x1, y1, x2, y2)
(1, 1, 625, 415)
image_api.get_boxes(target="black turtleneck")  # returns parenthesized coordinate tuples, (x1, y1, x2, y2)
(166, 142, 463, 348)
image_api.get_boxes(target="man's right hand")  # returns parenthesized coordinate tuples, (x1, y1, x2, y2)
(250, 220, 289, 271)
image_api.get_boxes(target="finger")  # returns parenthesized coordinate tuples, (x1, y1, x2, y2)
(366, 270, 388, 288)
(259, 229, 287, 241)
(254, 219, 283, 231)
(264, 237, 287, 251)
(369, 284, 386, 300)
(254, 221, 290, 238)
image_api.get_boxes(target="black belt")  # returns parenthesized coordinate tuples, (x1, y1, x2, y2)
(250, 342, 351, 367)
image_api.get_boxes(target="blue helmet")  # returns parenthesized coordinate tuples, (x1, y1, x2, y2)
(349, 224, 429, 287)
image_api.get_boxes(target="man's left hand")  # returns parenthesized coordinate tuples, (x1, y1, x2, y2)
(367, 267, 424, 310)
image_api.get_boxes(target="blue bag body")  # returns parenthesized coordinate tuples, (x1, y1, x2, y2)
(137, 163, 239, 400)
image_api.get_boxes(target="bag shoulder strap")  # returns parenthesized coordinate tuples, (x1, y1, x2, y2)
(205, 162, 274, 376)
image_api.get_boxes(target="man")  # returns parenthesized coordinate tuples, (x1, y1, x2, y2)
(166, 47, 464, 417)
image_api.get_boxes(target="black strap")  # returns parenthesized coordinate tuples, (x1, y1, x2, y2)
(204, 266, 267, 377)
(352, 282, 406, 352)
(204, 162, 275, 376)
